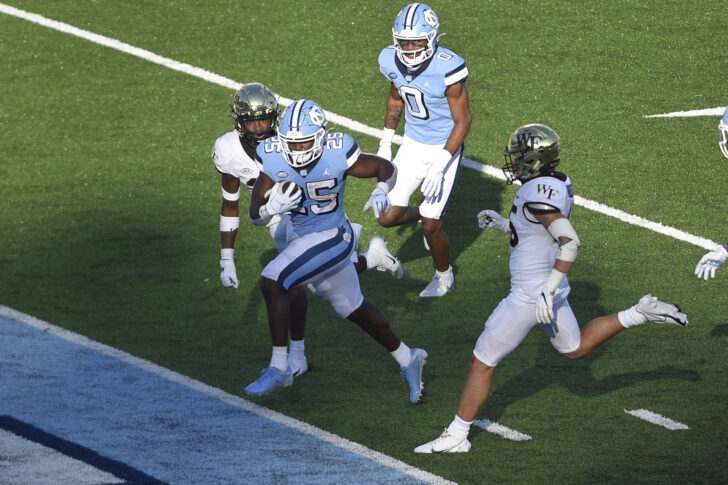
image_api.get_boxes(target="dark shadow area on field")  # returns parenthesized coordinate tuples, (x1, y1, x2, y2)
(469, 280, 701, 439)
(710, 321, 728, 337)
(392, 157, 506, 273)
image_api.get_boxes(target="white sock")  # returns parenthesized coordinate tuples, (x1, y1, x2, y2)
(270, 346, 288, 371)
(391, 342, 412, 367)
(436, 266, 453, 280)
(446, 415, 472, 440)
(289, 339, 306, 361)
(363, 249, 381, 269)
(618, 305, 648, 328)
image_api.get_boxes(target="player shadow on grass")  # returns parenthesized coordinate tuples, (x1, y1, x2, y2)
(469, 279, 701, 437)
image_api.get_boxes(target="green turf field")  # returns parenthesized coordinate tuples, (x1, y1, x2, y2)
(1, 1, 727, 483)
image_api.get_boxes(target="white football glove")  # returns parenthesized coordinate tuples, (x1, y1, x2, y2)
(363, 182, 390, 218)
(421, 149, 452, 203)
(220, 249, 239, 288)
(421, 164, 444, 202)
(694, 245, 728, 280)
(264, 182, 302, 216)
(536, 285, 554, 324)
(376, 128, 395, 161)
(477, 209, 510, 233)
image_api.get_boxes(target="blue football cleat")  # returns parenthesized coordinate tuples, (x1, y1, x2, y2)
(245, 366, 294, 396)
(401, 348, 428, 403)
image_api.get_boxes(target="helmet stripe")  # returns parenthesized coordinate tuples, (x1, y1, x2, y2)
(404, 3, 420, 29)
(290, 99, 304, 132)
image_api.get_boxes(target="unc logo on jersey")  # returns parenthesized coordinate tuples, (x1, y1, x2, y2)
(343, 231, 352, 243)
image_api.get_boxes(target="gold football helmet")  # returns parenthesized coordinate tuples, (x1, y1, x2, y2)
(502, 123, 561, 184)
(231, 83, 279, 148)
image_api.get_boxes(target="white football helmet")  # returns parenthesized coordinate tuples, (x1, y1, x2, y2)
(719, 119, 728, 159)
(392, 3, 440, 69)
(277, 99, 328, 168)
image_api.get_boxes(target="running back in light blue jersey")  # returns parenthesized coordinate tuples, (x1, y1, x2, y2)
(379, 44, 468, 145)
(256, 132, 360, 236)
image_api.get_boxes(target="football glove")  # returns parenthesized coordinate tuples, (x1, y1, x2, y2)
(694, 245, 728, 280)
(376, 128, 395, 161)
(363, 182, 390, 218)
(477, 209, 510, 233)
(264, 182, 302, 217)
(421, 149, 451, 203)
(220, 249, 239, 288)
(536, 285, 554, 324)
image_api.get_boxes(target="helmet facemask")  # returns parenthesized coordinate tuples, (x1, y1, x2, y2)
(277, 99, 328, 168)
(392, 3, 440, 69)
(720, 121, 728, 159)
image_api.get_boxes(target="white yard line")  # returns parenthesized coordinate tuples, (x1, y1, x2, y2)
(472, 419, 532, 442)
(645, 107, 725, 118)
(624, 409, 689, 430)
(0, 2, 720, 251)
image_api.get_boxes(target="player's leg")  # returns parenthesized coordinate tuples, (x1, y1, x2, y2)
(417, 145, 462, 297)
(563, 294, 688, 360)
(287, 286, 308, 376)
(376, 137, 424, 229)
(244, 276, 294, 395)
(415, 296, 534, 452)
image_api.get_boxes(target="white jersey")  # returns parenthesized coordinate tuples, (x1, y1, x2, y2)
(211, 130, 261, 192)
(508, 172, 574, 303)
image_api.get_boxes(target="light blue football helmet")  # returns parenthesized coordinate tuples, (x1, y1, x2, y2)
(392, 3, 440, 68)
(277, 99, 328, 168)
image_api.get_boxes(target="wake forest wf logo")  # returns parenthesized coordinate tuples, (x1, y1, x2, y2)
(537, 184, 558, 199)
(516, 133, 543, 150)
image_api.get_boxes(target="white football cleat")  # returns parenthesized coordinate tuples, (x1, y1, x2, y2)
(419, 272, 454, 298)
(414, 429, 471, 453)
(635, 294, 688, 327)
(368, 236, 404, 279)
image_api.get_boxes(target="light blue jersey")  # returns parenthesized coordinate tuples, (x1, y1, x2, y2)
(379, 44, 468, 145)
(256, 132, 360, 236)
(723, 105, 728, 125)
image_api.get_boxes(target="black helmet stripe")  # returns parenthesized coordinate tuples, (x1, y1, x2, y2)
(404, 3, 420, 28)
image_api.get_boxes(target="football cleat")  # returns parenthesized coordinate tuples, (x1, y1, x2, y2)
(635, 294, 688, 327)
(401, 348, 427, 403)
(368, 236, 404, 279)
(419, 272, 454, 298)
(245, 366, 294, 395)
(414, 429, 471, 453)
(288, 357, 308, 377)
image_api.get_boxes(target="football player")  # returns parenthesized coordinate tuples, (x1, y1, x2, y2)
(244, 99, 427, 402)
(414, 124, 688, 453)
(692, 105, 728, 279)
(372, 3, 472, 298)
(212, 84, 403, 377)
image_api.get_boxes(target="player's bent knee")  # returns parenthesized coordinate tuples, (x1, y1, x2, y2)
(260, 277, 286, 297)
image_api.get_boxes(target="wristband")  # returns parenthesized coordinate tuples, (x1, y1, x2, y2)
(545, 269, 566, 293)
(221, 248, 234, 260)
(381, 127, 395, 144)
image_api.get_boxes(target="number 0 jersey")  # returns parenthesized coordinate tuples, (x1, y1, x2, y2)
(378, 45, 468, 145)
(509, 172, 574, 301)
(256, 132, 360, 236)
